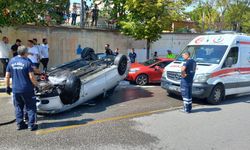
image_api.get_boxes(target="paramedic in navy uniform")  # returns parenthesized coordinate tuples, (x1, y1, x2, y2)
(180, 51, 196, 113)
(5, 46, 38, 131)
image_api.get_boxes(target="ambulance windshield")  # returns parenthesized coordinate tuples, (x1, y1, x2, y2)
(176, 45, 228, 64)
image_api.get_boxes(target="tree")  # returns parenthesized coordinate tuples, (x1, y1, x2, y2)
(120, 0, 188, 59)
(224, 0, 250, 32)
(0, 0, 70, 27)
(188, 1, 220, 32)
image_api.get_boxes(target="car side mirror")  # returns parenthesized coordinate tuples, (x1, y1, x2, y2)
(224, 57, 234, 67)
(154, 66, 160, 71)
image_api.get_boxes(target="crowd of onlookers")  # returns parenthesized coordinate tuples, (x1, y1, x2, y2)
(0, 36, 49, 77)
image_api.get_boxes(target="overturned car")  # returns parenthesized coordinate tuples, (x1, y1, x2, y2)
(35, 47, 129, 114)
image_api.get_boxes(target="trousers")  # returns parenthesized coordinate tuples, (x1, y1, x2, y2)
(180, 81, 193, 112)
(13, 92, 37, 127)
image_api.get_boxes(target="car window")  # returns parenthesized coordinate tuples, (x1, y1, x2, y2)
(223, 47, 239, 68)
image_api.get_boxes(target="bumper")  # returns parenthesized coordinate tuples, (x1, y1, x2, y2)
(161, 77, 213, 99)
(126, 73, 137, 81)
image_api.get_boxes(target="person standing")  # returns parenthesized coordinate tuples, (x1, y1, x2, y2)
(11, 39, 22, 57)
(27, 40, 40, 69)
(0, 36, 10, 76)
(180, 51, 196, 113)
(91, 4, 99, 26)
(153, 51, 158, 59)
(105, 44, 113, 55)
(114, 48, 119, 56)
(71, 3, 77, 25)
(166, 50, 176, 59)
(5, 46, 38, 131)
(40, 38, 49, 72)
(129, 48, 137, 63)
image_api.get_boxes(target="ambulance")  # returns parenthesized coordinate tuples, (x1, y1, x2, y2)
(161, 32, 250, 104)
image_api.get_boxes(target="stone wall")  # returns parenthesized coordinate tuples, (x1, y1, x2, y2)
(0, 26, 200, 67)
(0, 26, 146, 67)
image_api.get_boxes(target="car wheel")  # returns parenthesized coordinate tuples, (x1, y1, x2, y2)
(207, 84, 225, 105)
(60, 74, 81, 104)
(135, 74, 148, 85)
(114, 54, 128, 76)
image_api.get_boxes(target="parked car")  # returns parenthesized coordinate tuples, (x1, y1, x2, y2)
(35, 47, 130, 114)
(126, 58, 173, 85)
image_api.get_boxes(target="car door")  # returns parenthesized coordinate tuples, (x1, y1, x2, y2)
(221, 47, 240, 95)
(150, 61, 171, 82)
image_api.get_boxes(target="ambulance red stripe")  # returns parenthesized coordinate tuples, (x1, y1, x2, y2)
(210, 67, 250, 78)
(239, 41, 250, 45)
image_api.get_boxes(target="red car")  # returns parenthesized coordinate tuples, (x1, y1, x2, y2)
(126, 58, 173, 85)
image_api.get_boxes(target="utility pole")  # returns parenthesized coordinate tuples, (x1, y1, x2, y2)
(80, 0, 85, 28)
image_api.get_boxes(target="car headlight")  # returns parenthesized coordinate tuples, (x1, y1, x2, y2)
(193, 73, 210, 83)
(129, 68, 140, 73)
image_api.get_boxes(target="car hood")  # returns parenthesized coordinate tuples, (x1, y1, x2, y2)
(130, 63, 146, 69)
(166, 61, 218, 74)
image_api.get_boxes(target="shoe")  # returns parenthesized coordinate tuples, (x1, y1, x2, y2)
(179, 109, 191, 114)
(17, 123, 28, 130)
(28, 124, 38, 131)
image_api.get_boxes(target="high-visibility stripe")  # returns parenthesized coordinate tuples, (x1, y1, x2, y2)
(239, 41, 250, 45)
(210, 67, 250, 78)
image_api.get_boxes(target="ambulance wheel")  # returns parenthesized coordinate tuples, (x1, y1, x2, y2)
(207, 84, 225, 105)
(135, 74, 148, 85)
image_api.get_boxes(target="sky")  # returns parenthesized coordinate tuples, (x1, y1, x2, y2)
(70, 0, 93, 6)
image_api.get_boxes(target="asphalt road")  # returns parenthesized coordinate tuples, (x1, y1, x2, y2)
(0, 82, 249, 150)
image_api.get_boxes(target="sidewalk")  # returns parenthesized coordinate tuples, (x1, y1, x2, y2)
(133, 95, 250, 150)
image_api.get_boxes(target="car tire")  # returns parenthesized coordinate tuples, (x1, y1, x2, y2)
(135, 74, 148, 85)
(114, 54, 128, 76)
(60, 74, 81, 104)
(207, 84, 225, 105)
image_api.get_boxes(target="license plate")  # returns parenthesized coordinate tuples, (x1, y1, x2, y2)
(169, 86, 180, 92)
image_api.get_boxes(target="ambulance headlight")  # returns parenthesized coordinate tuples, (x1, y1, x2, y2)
(162, 68, 167, 77)
(194, 74, 210, 83)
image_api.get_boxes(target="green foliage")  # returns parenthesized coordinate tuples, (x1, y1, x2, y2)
(188, 0, 250, 33)
(224, 1, 250, 32)
(0, 0, 70, 27)
(188, 3, 219, 31)
(119, 0, 170, 43)
(101, 0, 126, 20)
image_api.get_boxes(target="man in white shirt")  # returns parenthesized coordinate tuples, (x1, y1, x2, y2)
(27, 40, 40, 68)
(0, 36, 10, 76)
(40, 38, 49, 72)
(33, 38, 43, 68)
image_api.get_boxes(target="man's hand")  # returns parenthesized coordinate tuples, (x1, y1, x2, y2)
(6, 86, 12, 95)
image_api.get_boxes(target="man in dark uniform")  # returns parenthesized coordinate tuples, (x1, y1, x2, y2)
(180, 51, 196, 113)
(5, 46, 38, 131)
(129, 48, 137, 63)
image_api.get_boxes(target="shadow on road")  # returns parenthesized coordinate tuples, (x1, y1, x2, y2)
(39, 118, 94, 129)
(192, 107, 221, 113)
(37, 85, 154, 128)
(221, 93, 250, 105)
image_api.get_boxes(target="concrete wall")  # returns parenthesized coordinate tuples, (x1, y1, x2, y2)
(0, 26, 200, 67)
(0, 26, 146, 66)
(151, 33, 200, 58)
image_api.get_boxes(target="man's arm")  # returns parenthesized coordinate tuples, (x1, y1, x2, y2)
(5, 72, 10, 87)
(29, 72, 37, 87)
(181, 66, 187, 78)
